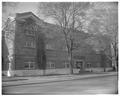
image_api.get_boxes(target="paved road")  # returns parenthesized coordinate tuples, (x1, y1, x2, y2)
(3, 75, 118, 95)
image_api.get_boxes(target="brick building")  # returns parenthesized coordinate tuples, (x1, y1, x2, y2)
(2, 12, 112, 76)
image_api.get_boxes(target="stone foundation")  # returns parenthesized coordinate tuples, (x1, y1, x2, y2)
(2, 67, 113, 76)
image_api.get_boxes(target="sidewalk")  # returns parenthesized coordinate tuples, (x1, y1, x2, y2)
(2, 72, 118, 87)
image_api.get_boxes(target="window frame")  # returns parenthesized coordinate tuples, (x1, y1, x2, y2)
(87, 63, 91, 68)
(46, 44, 54, 50)
(24, 41, 36, 48)
(47, 61, 55, 69)
(24, 61, 35, 70)
(64, 62, 69, 68)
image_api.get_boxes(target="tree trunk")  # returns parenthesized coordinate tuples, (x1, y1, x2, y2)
(100, 51, 106, 72)
(112, 57, 117, 71)
(111, 43, 118, 71)
(69, 50, 73, 74)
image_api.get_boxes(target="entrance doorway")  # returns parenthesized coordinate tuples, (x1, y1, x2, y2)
(76, 60, 84, 70)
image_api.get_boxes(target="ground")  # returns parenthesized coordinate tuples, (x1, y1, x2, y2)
(2, 75, 118, 95)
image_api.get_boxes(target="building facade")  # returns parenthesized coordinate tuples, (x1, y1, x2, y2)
(2, 12, 112, 76)
(14, 12, 45, 70)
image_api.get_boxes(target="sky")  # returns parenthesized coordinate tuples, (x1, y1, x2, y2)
(2, 2, 54, 24)
(2, 2, 118, 26)
(16, 2, 38, 14)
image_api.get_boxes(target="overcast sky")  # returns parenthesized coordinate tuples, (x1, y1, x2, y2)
(2, 2, 117, 26)
(15, 2, 38, 15)
(2, 2, 55, 24)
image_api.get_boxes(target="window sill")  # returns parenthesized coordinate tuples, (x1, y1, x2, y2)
(24, 69, 35, 70)
(24, 46, 36, 49)
(25, 34, 35, 36)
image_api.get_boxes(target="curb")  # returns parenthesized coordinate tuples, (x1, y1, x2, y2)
(3, 73, 117, 87)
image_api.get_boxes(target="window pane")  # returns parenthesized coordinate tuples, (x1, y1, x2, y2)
(46, 44, 53, 49)
(24, 62, 35, 70)
(51, 64, 54, 68)
(25, 41, 35, 48)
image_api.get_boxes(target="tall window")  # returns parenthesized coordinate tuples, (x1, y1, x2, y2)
(25, 41, 35, 48)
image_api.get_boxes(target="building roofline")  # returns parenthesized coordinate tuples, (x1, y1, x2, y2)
(15, 12, 91, 37)
(15, 12, 44, 23)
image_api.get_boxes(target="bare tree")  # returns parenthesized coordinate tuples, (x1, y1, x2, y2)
(86, 2, 118, 71)
(2, 2, 18, 76)
(2, 2, 19, 56)
(38, 2, 92, 74)
(2, 2, 19, 28)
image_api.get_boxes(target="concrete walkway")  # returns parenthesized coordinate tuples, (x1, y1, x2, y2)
(2, 72, 118, 87)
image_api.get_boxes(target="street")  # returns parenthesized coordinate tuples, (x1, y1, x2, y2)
(3, 75, 118, 95)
